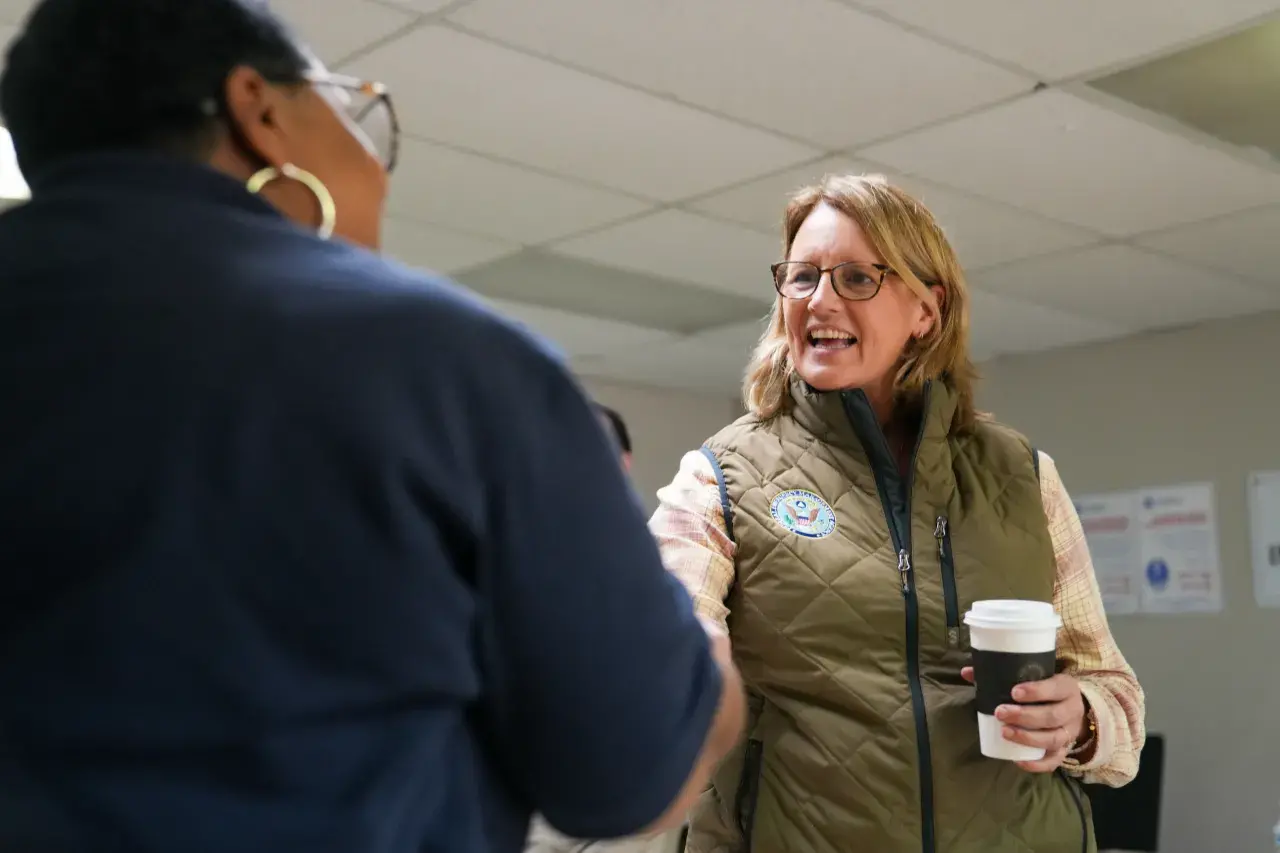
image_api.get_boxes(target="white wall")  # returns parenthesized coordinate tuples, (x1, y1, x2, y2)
(582, 377, 741, 512)
(980, 311, 1280, 853)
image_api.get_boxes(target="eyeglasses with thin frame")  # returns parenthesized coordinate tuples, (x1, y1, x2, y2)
(771, 260, 899, 302)
(304, 70, 400, 173)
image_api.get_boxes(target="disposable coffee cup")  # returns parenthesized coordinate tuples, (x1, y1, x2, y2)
(963, 599, 1061, 762)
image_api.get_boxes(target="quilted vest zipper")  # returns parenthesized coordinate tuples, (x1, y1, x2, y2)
(934, 515, 961, 648)
(735, 738, 764, 850)
(841, 384, 937, 853)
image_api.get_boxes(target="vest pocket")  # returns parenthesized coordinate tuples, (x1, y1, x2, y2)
(934, 515, 960, 647)
(734, 738, 764, 852)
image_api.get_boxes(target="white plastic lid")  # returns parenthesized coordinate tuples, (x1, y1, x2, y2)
(963, 599, 1061, 630)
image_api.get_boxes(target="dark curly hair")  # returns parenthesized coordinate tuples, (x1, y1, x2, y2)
(595, 405, 632, 456)
(0, 0, 310, 180)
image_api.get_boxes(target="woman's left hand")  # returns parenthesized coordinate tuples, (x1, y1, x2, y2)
(961, 667, 1087, 773)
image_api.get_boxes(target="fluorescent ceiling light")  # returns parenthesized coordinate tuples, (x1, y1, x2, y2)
(0, 126, 30, 201)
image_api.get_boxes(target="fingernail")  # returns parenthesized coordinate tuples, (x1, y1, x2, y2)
(1003, 727, 1017, 740)
(995, 706, 1011, 721)
(1012, 686, 1026, 701)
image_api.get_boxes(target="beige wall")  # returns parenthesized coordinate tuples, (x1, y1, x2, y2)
(980, 310, 1280, 853)
(582, 378, 741, 512)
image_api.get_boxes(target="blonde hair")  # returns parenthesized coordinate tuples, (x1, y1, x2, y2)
(743, 173, 979, 432)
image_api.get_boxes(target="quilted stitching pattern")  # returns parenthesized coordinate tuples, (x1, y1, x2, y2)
(685, 382, 1093, 853)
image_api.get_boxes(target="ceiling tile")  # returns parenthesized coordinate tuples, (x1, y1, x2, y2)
(860, 90, 1280, 237)
(853, 0, 1280, 79)
(900, 174, 1103, 271)
(1135, 204, 1280, 285)
(574, 338, 748, 394)
(483, 298, 674, 357)
(386, 138, 652, 244)
(346, 25, 818, 200)
(378, 0, 457, 12)
(974, 244, 1279, 328)
(0, 1, 413, 71)
(269, 0, 413, 63)
(456, 249, 770, 333)
(686, 157, 848, 234)
(683, 317, 773, 373)
(381, 216, 518, 274)
(447, 0, 1030, 148)
(967, 288, 1130, 356)
(550, 210, 780, 300)
(0, 1, 27, 25)
(689, 155, 1100, 269)
(688, 318, 772, 351)
(1087, 19, 1280, 163)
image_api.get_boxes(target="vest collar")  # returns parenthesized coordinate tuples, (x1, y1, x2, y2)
(788, 374, 959, 455)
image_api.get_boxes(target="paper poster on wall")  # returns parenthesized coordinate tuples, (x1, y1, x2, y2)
(1247, 470, 1280, 609)
(1073, 492, 1141, 615)
(1136, 483, 1223, 614)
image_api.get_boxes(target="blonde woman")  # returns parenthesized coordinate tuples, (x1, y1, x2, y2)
(651, 175, 1146, 852)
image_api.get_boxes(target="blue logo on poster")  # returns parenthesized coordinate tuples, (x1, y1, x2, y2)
(1143, 496, 1155, 510)
(1145, 558, 1170, 590)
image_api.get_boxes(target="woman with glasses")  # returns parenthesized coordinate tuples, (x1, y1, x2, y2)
(0, 1, 747, 852)
(651, 174, 1146, 852)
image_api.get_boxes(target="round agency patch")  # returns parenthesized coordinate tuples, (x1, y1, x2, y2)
(770, 489, 837, 539)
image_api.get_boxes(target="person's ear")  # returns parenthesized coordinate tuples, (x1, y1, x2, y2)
(912, 284, 944, 339)
(929, 283, 946, 312)
(221, 66, 292, 168)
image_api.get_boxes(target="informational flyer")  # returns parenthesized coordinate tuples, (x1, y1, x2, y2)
(1073, 491, 1141, 615)
(1247, 470, 1280, 609)
(1136, 483, 1223, 614)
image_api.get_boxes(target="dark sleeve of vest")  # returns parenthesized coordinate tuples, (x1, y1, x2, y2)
(699, 445, 735, 543)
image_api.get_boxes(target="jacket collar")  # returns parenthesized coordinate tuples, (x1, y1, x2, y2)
(28, 150, 282, 223)
(787, 373, 959, 456)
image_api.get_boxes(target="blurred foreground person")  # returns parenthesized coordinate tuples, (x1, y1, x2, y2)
(0, 1, 744, 851)
(525, 405, 685, 853)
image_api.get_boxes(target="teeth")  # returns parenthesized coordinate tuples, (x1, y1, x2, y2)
(810, 329, 855, 340)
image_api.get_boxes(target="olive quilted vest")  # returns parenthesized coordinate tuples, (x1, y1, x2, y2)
(685, 377, 1095, 853)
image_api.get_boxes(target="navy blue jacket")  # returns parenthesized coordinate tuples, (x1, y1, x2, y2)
(0, 154, 721, 853)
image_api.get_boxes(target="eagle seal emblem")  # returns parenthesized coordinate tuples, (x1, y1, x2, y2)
(769, 489, 837, 539)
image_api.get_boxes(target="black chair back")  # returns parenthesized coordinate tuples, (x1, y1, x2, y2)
(1085, 734, 1164, 851)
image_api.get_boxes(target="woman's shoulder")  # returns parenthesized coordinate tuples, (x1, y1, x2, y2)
(957, 413, 1050, 475)
(703, 411, 773, 453)
(966, 412, 1034, 449)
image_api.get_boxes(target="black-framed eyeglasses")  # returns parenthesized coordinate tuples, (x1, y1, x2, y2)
(771, 260, 896, 302)
(305, 71, 400, 173)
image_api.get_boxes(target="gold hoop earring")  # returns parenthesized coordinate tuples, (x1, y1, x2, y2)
(245, 163, 336, 240)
